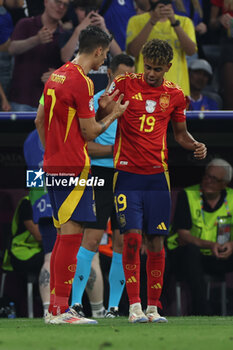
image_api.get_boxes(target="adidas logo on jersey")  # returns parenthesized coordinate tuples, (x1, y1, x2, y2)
(156, 222, 167, 230)
(126, 276, 137, 283)
(64, 278, 74, 285)
(132, 93, 143, 101)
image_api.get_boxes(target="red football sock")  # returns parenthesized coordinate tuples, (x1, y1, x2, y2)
(146, 247, 165, 309)
(48, 233, 60, 314)
(123, 233, 142, 305)
(52, 233, 83, 315)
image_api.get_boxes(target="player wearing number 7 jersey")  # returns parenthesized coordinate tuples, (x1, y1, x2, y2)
(108, 39, 207, 323)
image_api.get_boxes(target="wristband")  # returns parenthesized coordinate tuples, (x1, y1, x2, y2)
(171, 20, 180, 27)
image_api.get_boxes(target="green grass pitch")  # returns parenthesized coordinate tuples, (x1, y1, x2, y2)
(0, 317, 233, 350)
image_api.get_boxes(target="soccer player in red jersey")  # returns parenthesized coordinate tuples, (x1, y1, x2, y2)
(35, 25, 129, 325)
(108, 38, 207, 323)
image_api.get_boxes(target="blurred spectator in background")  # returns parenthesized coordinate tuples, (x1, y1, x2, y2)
(0, 0, 14, 51)
(187, 58, 221, 110)
(8, 0, 68, 111)
(3, 0, 26, 26)
(2, 196, 44, 304)
(173, 0, 207, 60)
(167, 158, 233, 315)
(0, 0, 14, 110)
(209, 0, 233, 109)
(126, 0, 197, 96)
(0, 83, 10, 111)
(60, 0, 122, 93)
(98, 0, 149, 51)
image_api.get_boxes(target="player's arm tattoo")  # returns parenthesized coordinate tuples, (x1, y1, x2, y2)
(98, 121, 107, 134)
(98, 113, 116, 135)
(39, 268, 50, 287)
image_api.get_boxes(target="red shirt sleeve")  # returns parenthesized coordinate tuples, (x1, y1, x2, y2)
(171, 89, 187, 122)
(75, 75, 95, 119)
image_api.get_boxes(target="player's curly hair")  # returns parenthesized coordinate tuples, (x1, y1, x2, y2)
(142, 39, 173, 65)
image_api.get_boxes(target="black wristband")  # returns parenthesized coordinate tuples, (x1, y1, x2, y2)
(171, 20, 180, 27)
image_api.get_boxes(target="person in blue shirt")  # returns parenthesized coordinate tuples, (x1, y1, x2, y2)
(172, 0, 207, 60)
(71, 53, 135, 318)
(0, 0, 13, 51)
(99, 0, 147, 50)
(173, 0, 205, 28)
(188, 58, 219, 111)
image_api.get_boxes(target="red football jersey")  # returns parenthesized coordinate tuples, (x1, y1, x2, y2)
(43, 63, 95, 175)
(112, 73, 186, 174)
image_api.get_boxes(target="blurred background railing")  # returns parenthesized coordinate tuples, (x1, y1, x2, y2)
(0, 110, 233, 120)
(0, 110, 233, 192)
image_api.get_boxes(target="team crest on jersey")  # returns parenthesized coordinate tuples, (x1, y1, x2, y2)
(159, 93, 170, 110)
(119, 214, 126, 227)
(145, 100, 156, 113)
(108, 82, 116, 93)
(89, 98, 94, 111)
(92, 202, 96, 216)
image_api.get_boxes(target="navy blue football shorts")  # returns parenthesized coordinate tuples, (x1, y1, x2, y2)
(46, 171, 96, 229)
(114, 170, 171, 235)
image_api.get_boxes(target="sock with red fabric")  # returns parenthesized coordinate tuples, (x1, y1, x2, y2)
(146, 247, 165, 308)
(48, 233, 60, 314)
(122, 233, 142, 305)
(52, 233, 83, 315)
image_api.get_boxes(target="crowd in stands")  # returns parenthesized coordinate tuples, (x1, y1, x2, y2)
(0, 0, 233, 111)
(1, 0, 233, 319)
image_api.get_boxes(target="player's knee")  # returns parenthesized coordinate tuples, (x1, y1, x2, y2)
(84, 236, 101, 252)
(146, 234, 164, 252)
(123, 233, 141, 259)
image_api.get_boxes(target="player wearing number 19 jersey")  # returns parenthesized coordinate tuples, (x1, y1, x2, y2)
(111, 39, 207, 323)
(113, 73, 186, 175)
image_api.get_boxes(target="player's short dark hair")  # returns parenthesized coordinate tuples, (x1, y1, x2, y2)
(109, 54, 135, 73)
(79, 25, 112, 53)
(142, 39, 173, 65)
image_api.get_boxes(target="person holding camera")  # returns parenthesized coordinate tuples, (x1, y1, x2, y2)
(126, 0, 197, 96)
(60, 0, 121, 93)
